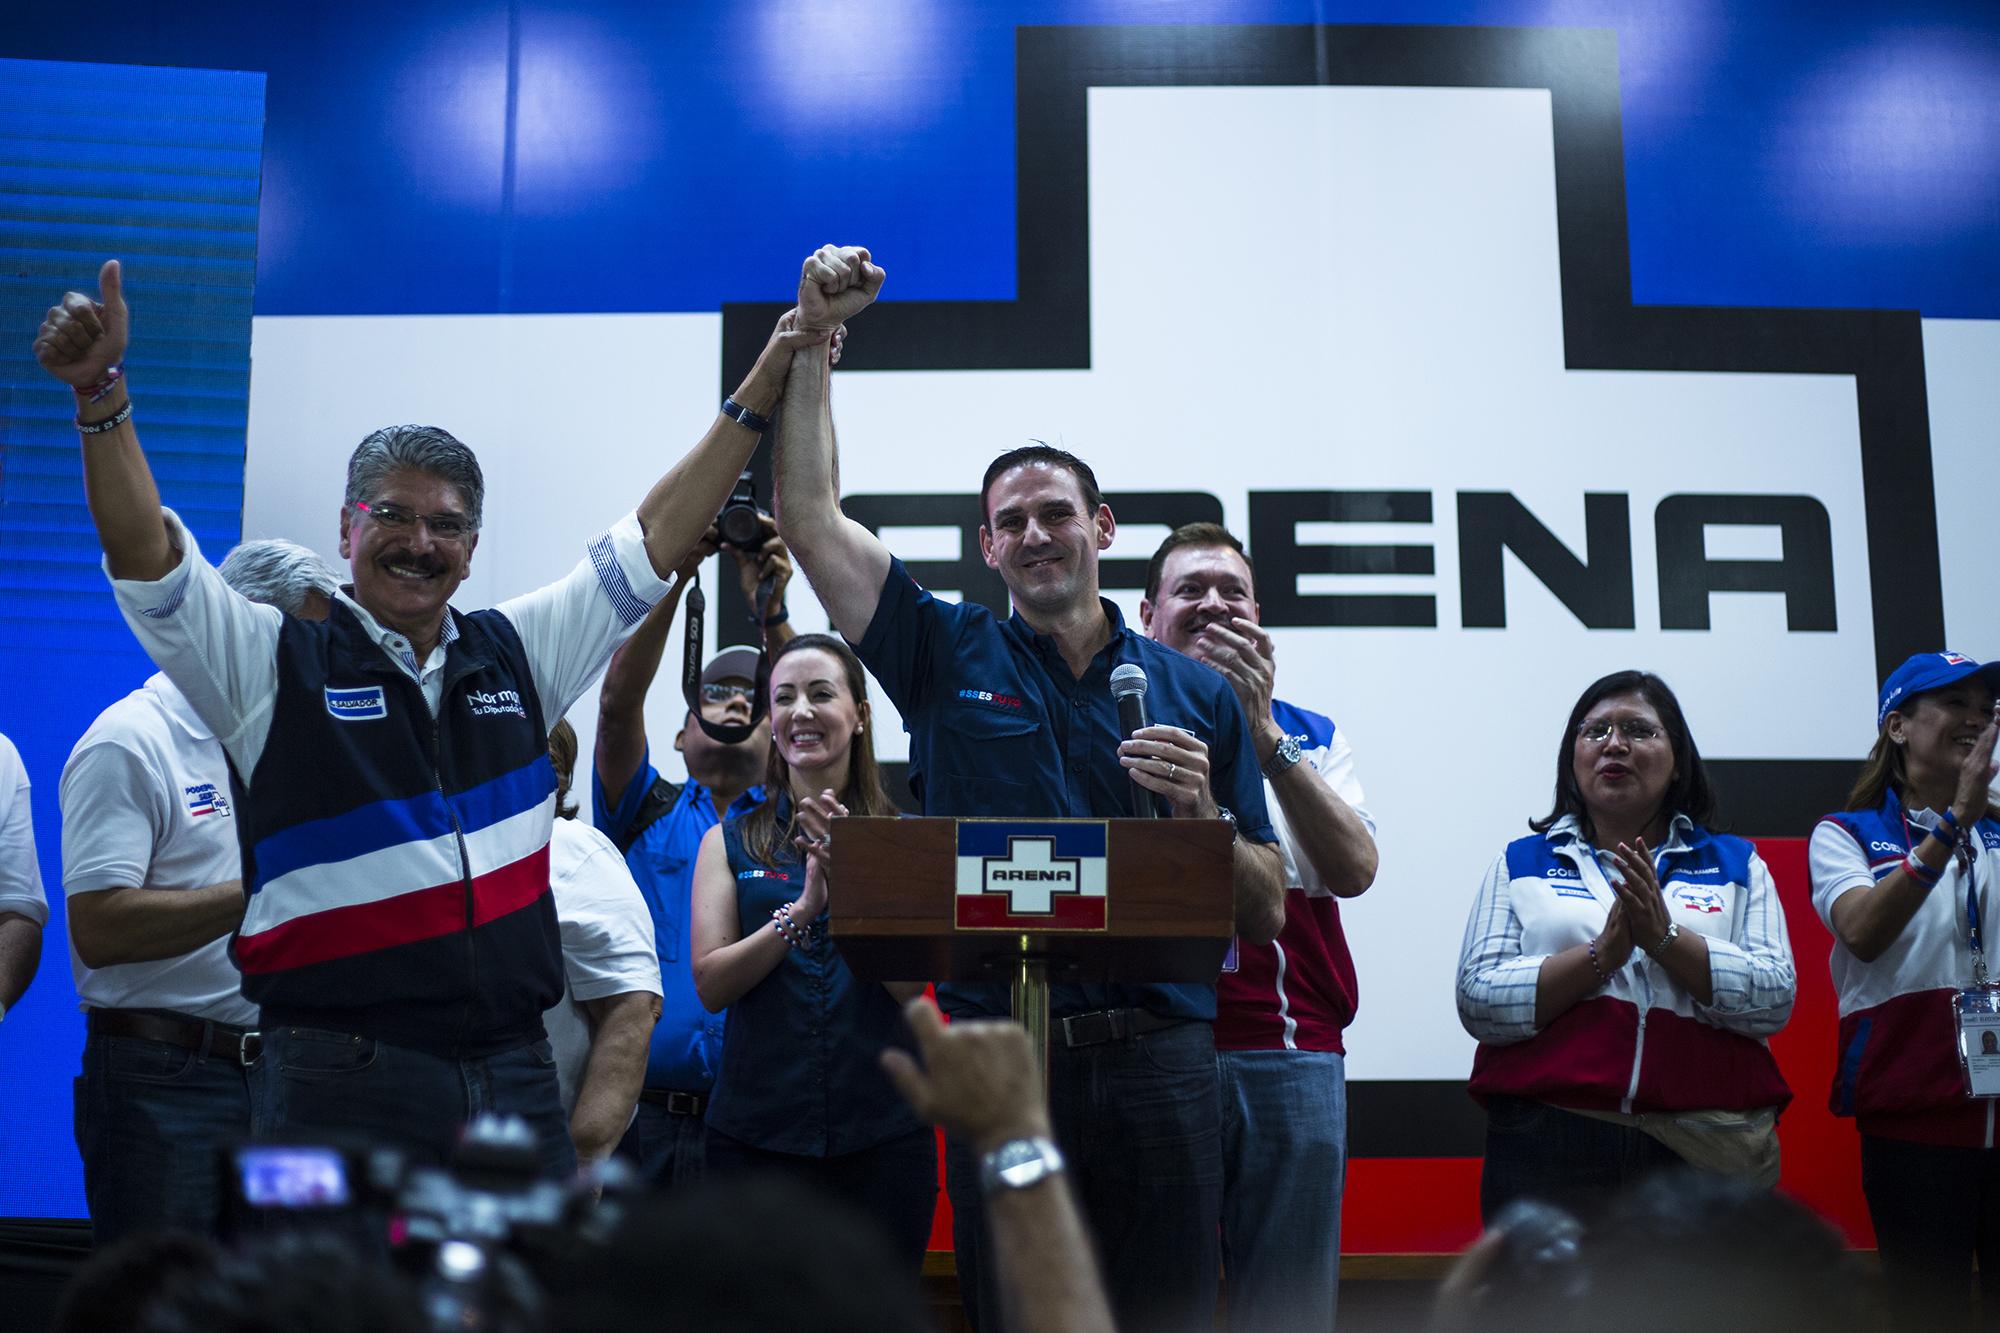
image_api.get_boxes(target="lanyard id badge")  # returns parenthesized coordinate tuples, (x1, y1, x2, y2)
(1957, 987, 2000, 1098)
(1940, 822, 1999, 1096)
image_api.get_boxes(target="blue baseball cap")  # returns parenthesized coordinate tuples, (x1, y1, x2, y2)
(1877, 651, 2000, 727)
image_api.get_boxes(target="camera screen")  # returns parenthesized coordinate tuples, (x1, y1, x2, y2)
(236, 1145, 352, 1208)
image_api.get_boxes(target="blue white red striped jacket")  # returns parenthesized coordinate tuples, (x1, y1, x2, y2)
(229, 602, 559, 1057)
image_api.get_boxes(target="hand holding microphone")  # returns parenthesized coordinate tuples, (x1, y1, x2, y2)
(1111, 663, 1217, 820)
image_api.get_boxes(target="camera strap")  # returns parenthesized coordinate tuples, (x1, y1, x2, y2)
(681, 568, 771, 743)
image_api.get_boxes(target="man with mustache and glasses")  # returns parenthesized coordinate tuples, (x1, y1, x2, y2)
(591, 513, 796, 1187)
(1141, 522, 1380, 1333)
(33, 258, 832, 1173)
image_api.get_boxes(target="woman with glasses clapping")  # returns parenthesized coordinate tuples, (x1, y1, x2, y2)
(1456, 670, 1795, 1221)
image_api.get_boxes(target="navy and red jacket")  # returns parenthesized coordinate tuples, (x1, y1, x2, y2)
(1814, 792, 2000, 1147)
(228, 602, 560, 1057)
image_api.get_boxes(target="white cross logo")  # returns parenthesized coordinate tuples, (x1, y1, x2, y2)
(981, 837, 1082, 914)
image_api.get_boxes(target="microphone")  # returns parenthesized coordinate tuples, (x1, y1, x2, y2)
(1110, 663, 1167, 819)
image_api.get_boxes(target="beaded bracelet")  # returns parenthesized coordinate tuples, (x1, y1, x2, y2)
(1586, 936, 1608, 987)
(771, 907, 806, 949)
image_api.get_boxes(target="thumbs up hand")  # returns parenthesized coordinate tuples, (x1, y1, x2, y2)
(34, 259, 129, 391)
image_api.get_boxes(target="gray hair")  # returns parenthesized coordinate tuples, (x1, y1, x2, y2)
(218, 539, 342, 616)
(343, 425, 485, 531)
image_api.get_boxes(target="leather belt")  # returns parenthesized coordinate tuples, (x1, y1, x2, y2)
(88, 1007, 262, 1066)
(640, 1088, 707, 1117)
(1059, 1007, 1189, 1049)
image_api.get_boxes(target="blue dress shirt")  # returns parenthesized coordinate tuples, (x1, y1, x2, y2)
(594, 742, 763, 1092)
(853, 557, 1276, 1022)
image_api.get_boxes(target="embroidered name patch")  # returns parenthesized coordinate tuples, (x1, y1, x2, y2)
(467, 688, 527, 719)
(324, 685, 387, 722)
(184, 782, 231, 817)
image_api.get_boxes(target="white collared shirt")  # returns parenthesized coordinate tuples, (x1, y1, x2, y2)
(0, 733, 47, 927)
(60, 674, 256, 1022)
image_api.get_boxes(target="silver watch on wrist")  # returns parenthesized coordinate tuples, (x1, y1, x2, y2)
(979, 1135, 1065, 1194)
(1646, 921, 1682, 958)
(1260, 732, 1303, 779)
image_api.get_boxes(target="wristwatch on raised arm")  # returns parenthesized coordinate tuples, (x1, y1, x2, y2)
(1260, 732, 1303, 779)
(979, 1136, 1066, 1195)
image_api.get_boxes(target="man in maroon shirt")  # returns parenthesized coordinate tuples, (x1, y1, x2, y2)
(1142, 522, 1381, 1331)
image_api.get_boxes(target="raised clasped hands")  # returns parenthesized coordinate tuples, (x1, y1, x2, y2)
(1118, 724, 1217, 820)
(34, 259, 128, 389)
(797, 244, 885, 332)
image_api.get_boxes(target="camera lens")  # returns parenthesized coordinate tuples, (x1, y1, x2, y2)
(717, 503, 761, 548)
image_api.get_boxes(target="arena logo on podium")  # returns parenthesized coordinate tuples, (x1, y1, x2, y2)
(955, 821, 1109, 931)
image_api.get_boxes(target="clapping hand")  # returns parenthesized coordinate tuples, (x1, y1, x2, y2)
(1605, 838, 1670, 958)
(791, 789, 848, 918)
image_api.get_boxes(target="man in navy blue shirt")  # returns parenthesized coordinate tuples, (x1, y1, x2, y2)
(593, 520, 794, 1186)
(772, 245, 1285, 1333)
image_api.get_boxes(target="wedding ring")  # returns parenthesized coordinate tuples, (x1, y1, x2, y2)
(1167, 762, 1179, 781)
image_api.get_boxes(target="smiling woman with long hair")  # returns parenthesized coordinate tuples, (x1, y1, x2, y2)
(1808, 652, 2000, 1325)
(687, 634, 933, 1269)
(1455, 669, 1795, 1221)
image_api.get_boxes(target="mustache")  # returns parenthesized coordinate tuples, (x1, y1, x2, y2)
(380, 551, 448, 575)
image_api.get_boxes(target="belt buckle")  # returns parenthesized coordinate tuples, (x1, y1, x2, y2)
(666, 1091, 701, 1116)
(1060, 1010, 1115, 1048)
(237, 1030, 262, 1066)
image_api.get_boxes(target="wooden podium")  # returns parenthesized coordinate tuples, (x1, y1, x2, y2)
(826, 816, 1235, 1074)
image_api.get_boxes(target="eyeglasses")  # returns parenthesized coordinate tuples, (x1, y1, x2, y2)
(700, 682, 756, 705)
(355, 500, 474, 542)
(1576, 718, 1664, 745)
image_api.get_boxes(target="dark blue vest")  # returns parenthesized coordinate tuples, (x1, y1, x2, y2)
(228, 601, 560, 1057)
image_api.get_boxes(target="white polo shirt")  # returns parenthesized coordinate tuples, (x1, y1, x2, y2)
(544, 816, 662, 1116)
(0, 733, 47, 927)
(60, 674, 257, 1024)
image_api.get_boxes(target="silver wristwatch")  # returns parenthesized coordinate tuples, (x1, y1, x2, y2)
(1646, 921, 1682, 958)
(1261, 732, 1303, 779)
(979, 1135, 1066, 1194)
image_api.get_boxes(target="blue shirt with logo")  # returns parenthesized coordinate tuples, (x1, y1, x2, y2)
(593, 743, 763, 1092)
(853, 557, 1277, 1022)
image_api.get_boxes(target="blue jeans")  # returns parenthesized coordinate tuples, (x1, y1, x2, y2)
(616, 1099, 708, 1188)
(1217, 1048, 1346, 1332)
(75, 1032, 256, 1244)
(1478, 1095, 1680, 1224)
(253, 1027, 575, 1178)
(946, 1019, 1224, 1333)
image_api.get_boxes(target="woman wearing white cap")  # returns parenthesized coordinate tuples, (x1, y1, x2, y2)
(1812, 651, 2000, 1323)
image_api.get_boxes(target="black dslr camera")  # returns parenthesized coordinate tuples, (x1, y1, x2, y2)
(222, 1117, 637, 1333)
(716, 469, 765, 549)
